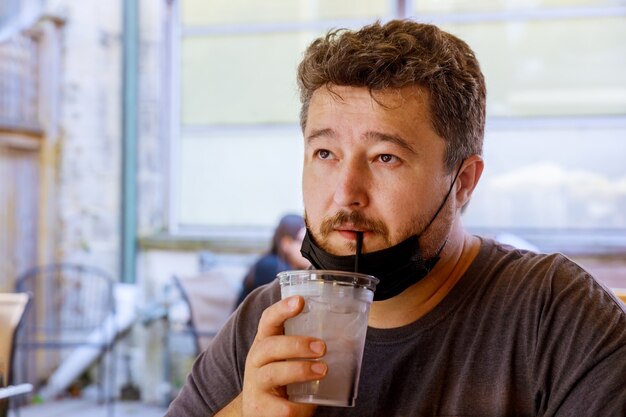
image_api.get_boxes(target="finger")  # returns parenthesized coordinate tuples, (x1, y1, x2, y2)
(248, 335, 326, 368)
(257, 360, 328, 390)
(255, 296, 304, 339)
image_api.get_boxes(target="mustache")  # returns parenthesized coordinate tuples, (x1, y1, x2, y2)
(319, 211, 388, 238)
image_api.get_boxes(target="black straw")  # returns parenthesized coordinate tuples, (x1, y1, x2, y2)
(355, 231, 363, 273)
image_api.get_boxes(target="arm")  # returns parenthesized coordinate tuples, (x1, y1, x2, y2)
(167, 291, 327, 417)
(532, 257, 626, 416)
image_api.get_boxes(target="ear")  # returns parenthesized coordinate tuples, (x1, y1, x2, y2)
(455, 155, 484, 209)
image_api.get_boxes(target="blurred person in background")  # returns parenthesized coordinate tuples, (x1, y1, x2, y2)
(235, 214, 310, 306)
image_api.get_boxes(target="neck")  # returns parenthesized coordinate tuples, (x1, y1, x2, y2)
(368, 222, 480, 329)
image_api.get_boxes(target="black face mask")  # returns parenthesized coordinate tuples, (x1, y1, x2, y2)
(300, 232, 439, 301)
(300, 160, 464, 301)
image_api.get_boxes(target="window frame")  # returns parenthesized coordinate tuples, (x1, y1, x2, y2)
(164, 0, 626, 253)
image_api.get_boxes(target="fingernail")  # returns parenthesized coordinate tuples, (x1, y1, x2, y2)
(310, 340, 325, 355)
(311, 362, 326, 375)
(287, 296, 299, 310)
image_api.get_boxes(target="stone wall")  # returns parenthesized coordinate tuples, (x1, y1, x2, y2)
(44, 0, 168, 275)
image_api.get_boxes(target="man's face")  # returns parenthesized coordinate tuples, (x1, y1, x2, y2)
(302, 85, 454, 256)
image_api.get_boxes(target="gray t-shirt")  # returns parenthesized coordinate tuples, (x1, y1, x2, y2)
(165, 238, 626, 416)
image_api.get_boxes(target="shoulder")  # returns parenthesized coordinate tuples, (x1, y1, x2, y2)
(478, 237, 625, 329)
(478, 236, 594, 286)
(482, 241, 626, 413)
(254, 254, 289, 274)
(471, 237, 625, 319)
(236, 279, 283, 322)
(255, 254, 281, 267)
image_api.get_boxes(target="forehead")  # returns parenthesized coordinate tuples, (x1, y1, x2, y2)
(305, 84, 441, 148)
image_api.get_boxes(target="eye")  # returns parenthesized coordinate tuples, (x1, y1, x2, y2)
(378, 154, 398, 164)
(315, 149, 333, 160)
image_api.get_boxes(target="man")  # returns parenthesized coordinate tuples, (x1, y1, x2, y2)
(166, 20, 626, 417)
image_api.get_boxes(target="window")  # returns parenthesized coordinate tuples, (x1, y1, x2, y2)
(169, 0, 626, 251)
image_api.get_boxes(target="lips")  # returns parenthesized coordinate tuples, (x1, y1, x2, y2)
(335, 226, 367, 240)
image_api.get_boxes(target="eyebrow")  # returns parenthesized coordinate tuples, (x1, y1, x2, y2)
(305, 128, 418, 155)
(305, 128, 334, 143)
(364, 131, 418, 154)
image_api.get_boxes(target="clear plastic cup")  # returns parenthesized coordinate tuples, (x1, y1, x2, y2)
(278, 270, 378, 407)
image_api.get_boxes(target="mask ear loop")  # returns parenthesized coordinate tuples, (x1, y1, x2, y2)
(419, 159, 466, 266)
(419, 158, 466, 237)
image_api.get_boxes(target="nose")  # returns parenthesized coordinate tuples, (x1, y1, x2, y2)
(333, 159, 369, 209)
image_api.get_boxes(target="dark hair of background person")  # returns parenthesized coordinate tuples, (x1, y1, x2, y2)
(269, 214, 306, 259)
(235, 214, 308, 307)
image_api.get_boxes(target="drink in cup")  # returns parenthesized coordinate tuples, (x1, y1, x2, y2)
(278, 270, 378, 407)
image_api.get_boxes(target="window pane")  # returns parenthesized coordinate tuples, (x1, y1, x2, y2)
(0, 0, 17, 28)
(181, 32, 317, 125)
(443, 17, 626, 116)
(181, 0, 388, 26)
(317, 0, 388, 20)
(177, 129, 305, 227)
(415, 0, 622, 13)
(465, 121, 626, 229)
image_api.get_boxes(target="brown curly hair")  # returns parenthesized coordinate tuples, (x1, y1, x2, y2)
(297, 19, 486, 172)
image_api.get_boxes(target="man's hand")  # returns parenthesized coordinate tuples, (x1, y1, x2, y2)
(242, 295, 327, 417)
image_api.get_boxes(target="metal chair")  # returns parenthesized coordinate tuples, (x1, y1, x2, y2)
(171, 266, 243, 355)
(0, 292, 32, 417)
(156, 266, 242, 405)
(14, 264, 116, 416)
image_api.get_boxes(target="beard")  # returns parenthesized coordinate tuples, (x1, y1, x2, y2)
(304, 195, 455, 259)
(418, 194, 455, 259)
